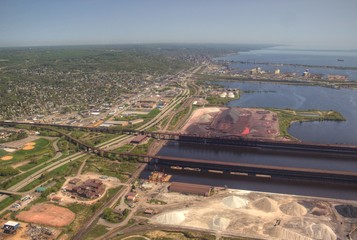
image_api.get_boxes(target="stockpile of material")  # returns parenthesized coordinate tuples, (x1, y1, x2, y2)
(280, 202, 307, 216)
(222, 195, 248, 209)
(269, 226, 313, 240)
(153, 211, 186, 225)
(335, 205, 357, 218)
(269, 223, 337, 240)
(252, 197, 278, 213)
(211, 216, 230, 231)
(307, 223, 337, 240)
(27, 224, 53, 240)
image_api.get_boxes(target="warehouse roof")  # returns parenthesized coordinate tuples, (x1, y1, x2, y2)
(169, 182, 212, 196)
(4, 221, 19, 227)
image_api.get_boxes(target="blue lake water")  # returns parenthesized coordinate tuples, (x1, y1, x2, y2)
(220, 82, 357, 145)
(216, 47, 357, 80)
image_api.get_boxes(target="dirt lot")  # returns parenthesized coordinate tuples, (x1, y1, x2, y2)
(182, 107, 279, 140)
(16, 203, 75, 227)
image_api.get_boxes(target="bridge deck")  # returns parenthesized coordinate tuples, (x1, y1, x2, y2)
(154, 155, 357, 176)
(2, 121, 357, 156)
(152, 155, 357, 183)
(2, 121, 357, 184)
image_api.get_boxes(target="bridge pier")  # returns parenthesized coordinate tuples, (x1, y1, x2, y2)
(99, 150, 104, 157)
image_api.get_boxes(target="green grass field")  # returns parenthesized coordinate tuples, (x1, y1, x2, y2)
(0, 149, 7, 157)
(1, 138, 52, 162)
(69, 131, 117, 147)
(113, 144, 134, 153)
(271, 109, 345, 138)
(0, 195, 19, 212)
(0, 138, 55, 182)
(84, 224, 109, 240)
(84, 157, 137, 181)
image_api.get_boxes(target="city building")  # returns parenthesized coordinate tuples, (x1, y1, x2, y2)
(125, 192, 138, 202)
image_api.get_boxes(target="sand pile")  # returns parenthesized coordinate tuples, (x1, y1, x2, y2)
(280, 202, 307, 216)
(335, 205, 357, 218)
(252, 197, 278, 213)
(222, 195, 248, 209)
(269, 226, 313, 240)
(23, 142, 36, 150)
(211, 216, 230, 231)
(268, 223, 336, 240)
(306, 223, 337, 240)
(153, 211, 186, 225)
(4, 148, 16, 153)
(1, 156, 13, 161)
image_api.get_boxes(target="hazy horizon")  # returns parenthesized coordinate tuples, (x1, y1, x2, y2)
(1, 0, 357, 49)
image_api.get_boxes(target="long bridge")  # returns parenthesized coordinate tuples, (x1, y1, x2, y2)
(1, 121, 357, 185)
(2, 121, 357, 156)
(150, 155, 357, 184)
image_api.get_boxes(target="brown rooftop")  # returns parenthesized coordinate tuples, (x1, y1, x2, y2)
(69, 178, 81, 184)
(169, 182, 212, 196)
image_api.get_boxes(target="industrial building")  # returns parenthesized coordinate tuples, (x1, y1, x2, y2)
(65, 178, 105, 199)
(169, 182, 212, 196)
(2, 221, 20, 234)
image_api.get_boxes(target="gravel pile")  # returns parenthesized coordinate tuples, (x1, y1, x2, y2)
(211, 216, 230, 231)
(280, 202, 307, 216)
(222, 195, 248, 209)
(307, 223, 337, 240)
(153, 211, 186, 225)
(252, 197, 278, 213)
(269, 226, 313, 240)
(269, 223, 336, 240)
(335, 205, 357, 218)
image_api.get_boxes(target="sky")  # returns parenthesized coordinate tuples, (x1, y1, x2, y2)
(0, 0, 357, 49)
